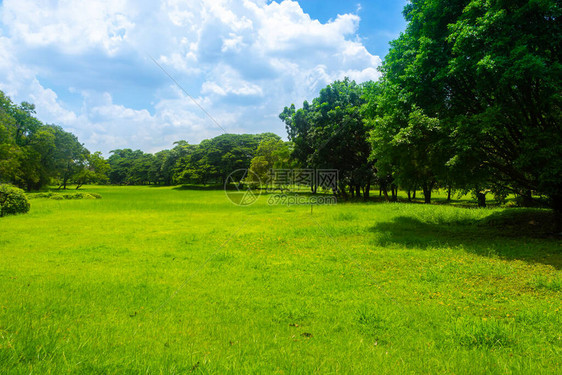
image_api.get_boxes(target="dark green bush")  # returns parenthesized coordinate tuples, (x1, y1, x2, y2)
(46, 192, 103, 200)
(31, 191, 103, 200)
(0, 184, 31, 217)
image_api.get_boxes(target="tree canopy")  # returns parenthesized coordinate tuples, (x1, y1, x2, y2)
(361, 0, 561, 211)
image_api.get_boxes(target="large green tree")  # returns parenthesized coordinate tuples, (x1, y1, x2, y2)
(281, 78, 374, 197)
(1, 91, 97, 190)
(247, 136, 295, 186)
(49, 125, 89, 189)
(366, 0, 561, 214)
(446, 0, 562, 214)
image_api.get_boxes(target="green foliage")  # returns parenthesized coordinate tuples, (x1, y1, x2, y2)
(0, 184, 30, 217)
(28, 191, 103, 200)
(365, 0, 562, 212)
(247, 137, 294, 185)
(74, 151, 110, 188)
(280, 78, 374, 197)
(0, 90, 100, 191)
(173, 133, 276, 186)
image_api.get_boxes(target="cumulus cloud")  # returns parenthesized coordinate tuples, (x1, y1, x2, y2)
(0, 0, 382, 154)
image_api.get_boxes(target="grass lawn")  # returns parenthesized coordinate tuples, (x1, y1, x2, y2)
(1, 186, 561, 373)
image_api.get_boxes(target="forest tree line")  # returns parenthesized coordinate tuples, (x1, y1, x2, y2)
(281, 0, 560, 213)
(0, 0, 560, 214)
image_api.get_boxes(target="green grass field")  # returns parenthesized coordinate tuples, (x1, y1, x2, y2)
(1, 186, 561, 373)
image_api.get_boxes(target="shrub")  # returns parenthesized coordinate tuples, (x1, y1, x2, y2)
(28, 192, 52, 199)
(46, 192, 102, 200)
(62, 193, 81, 199)
(31, 191, 103, 200)
(0, 184, 31, 217)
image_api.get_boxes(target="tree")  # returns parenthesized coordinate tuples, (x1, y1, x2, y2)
(74, 151, 110, 189)
(173, 134, 271, 186)
(49, 125, 89, 189)
(247, 137, 294, 186)
(281, 78, 374, 197)
(445, 0, 562, 217)
(365, 0, 561, 216)
(0, 89, 104, 190)
(108, 149, 146, 184)
(0, 93, 21, 184)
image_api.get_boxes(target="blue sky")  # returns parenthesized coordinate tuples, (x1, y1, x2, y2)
(0, 0, 408, 154)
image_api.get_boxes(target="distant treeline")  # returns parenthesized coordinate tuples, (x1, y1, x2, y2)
(1, 0, 560, 217)
(0, 96, 291, 189)
(106, 133, 292, 186)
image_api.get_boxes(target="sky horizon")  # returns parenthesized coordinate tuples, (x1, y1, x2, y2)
(0, 0, 408, 155)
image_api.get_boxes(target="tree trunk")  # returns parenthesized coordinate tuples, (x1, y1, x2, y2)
(339, 185, 348, 200)
(356, 185, 361, 198)
(349, 184, 354, 197)
(422, 183, 433, 204)
(477, 192, 486, 208)
(391, 185, 397, 202)
(552, 194, 562, 234)
(407, 190, 411, 202)
(364, 182, 370, 199)
(380, 182, 389, 201)
(447, 186, 452, 202)
(521, 190, 534, 207)
(412, 190, 416, 199)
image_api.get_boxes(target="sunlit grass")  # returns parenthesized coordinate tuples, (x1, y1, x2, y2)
(0, 186, 561, 373)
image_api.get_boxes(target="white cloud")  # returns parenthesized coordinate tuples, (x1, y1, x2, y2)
(1, 0, 134, 55)
(0, 0, 382, 155)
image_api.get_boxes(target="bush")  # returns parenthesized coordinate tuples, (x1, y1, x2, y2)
(0, 184, 31, 217)
(28, 192, 52, 199)
(30, 191, 103, 200)
(46, 192, 102, 200)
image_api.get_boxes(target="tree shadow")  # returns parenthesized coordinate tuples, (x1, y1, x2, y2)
(172, 184, 224, 191)
(370, 209, 562, 269)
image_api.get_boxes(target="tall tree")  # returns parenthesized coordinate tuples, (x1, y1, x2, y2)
(49, 125, 88, 189)
(74, 151, 110, 189)
(247, 137, 294, 186)
(281, 78, 374, 197)
(445, 0, 562, 215)
(366, 0, 561, 214)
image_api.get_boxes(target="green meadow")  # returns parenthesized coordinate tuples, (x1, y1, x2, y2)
(1, 186, 561, 373)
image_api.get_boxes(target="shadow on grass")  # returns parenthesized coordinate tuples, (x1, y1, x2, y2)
(172, 184, 224, 191)
(371, 209, 562, 269)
